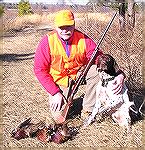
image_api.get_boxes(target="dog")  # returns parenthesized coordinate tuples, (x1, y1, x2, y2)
(84, 54, 134, 131)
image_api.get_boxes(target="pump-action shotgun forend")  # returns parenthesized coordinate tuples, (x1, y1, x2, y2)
(54, 12, 118, 124)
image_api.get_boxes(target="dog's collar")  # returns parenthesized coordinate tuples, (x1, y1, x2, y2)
(101, 77, 115, 87)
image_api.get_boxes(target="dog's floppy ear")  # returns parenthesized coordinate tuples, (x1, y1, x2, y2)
(112, 57, 117, 69)
(108, 55, 121, 76)
(113, 58, 119, 73)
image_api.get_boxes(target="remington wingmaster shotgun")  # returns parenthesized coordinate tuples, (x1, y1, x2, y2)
(55, 12, 117, 124)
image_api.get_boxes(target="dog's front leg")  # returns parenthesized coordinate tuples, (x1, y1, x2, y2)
(83, 101, 101, 126)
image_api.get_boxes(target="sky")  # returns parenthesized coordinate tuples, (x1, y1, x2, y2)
(3, 0, 90, 5)
(3, 0, 145, 4)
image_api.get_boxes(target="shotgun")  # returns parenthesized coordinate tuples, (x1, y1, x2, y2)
(55, 12, 117, 124)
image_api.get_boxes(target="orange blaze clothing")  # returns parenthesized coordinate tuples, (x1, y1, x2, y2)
(48, 30, 88, 87)
(34, 29, 103, 95)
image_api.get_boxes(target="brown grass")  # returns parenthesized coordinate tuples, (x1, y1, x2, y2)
(2, 11, 115, 33)
(1, 8, 144, 149)
(3, 13, 55, 32)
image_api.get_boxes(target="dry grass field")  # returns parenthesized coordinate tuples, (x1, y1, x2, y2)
(1, 6, 145, 149)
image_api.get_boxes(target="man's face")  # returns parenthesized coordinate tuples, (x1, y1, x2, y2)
(56, 25, 75, 41)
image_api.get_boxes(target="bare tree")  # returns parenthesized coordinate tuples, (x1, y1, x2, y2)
(119, 0, 126, 31)
(127, 0, 135, 30)
(117, 0, 136, 31)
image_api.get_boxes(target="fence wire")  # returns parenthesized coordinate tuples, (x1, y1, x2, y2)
(2, 3, 144, 104)
(2, 3, 145, 148)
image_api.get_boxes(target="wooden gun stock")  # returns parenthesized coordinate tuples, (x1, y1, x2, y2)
(55, 12, 117, 124)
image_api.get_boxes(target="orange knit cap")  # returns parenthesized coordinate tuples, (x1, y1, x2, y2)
(55, 10, 75, 27)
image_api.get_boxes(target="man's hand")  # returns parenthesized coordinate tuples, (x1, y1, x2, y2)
(112, 74, 124, 95)
(49, 92, 64, 112)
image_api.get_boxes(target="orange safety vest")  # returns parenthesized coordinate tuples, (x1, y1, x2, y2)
(48, 30, 87, 87)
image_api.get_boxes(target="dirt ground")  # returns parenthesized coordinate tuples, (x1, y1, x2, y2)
(1, 24, 145, 150)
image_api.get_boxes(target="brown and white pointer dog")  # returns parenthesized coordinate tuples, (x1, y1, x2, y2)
(84, 54, 134, 130)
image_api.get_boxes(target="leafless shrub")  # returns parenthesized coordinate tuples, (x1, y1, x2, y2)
(77, 12, 143, 98)
(2, 13, 56, 32)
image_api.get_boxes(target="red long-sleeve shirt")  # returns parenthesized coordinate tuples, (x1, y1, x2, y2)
(34, 30, 102, 95)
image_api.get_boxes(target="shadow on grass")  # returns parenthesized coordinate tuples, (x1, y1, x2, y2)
(0, 53, 35, 62)
(66, 95, 83, 120)
(128, 86, 145, 125)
